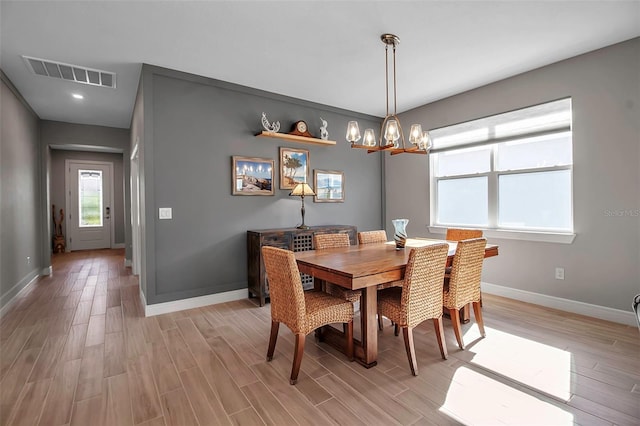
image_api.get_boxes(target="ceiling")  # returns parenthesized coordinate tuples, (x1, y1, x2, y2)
(2, 1, 639, 129)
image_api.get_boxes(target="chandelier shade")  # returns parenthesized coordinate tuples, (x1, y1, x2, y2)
(346, 34, 430, 155)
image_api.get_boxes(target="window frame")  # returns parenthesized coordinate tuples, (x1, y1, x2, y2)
(428, 99, 576, 244)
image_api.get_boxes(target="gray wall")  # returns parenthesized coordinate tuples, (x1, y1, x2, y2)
(40, 121, 131, 264)
(49, 150, 125, 246)
(390, 38, 640, 311)
(0, 72, 42, 311)
(134, 65, 383, 304)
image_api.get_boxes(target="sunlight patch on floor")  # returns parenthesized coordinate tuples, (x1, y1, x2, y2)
(441, 367, 574, 425)
(462, 326, 572, 401)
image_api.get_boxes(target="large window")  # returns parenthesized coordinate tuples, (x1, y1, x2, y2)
(430, 98, 573, 233)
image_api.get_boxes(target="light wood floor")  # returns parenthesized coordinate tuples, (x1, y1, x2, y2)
(0, 249, 638, 426)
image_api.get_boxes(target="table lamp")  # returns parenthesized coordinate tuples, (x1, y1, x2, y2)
(289, 183, 315, 229)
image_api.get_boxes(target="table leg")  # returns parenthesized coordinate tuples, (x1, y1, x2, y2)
(358, 286, 378, 368)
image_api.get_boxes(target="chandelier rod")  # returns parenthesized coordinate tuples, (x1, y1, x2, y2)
(392, 42, 397, 116)
(385, 43, 390, 116)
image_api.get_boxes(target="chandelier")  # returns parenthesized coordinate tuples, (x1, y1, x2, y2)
(346, 34, 431, 155)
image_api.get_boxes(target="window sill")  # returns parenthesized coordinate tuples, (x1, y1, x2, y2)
(427, 226, 576, 244)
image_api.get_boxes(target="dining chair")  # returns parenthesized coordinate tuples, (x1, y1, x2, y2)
(357, 230, 404, 330)
(357, 230, 388, 245)
(633, 294, 640, 329)
(445, 228, 485, 316)
(262, 246, 354, 385)
(445, 228, 483, 241)
(313, 233, 360, 304)
(377, 243, 450, 376)
(443, 237, 487, 350)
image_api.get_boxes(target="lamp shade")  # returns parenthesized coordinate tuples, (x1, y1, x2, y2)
(289, 183, 315, 196)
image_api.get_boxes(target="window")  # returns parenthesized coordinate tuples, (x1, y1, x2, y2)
(430, 98, 573, 234)
(79, 170, 103, 227)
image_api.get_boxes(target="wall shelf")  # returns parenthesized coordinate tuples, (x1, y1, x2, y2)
(256, 131, 336, 146)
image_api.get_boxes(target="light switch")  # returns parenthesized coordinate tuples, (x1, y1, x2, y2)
(159, 207, 172, 220)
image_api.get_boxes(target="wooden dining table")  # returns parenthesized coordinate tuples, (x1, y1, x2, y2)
(295, 238, 499, 368)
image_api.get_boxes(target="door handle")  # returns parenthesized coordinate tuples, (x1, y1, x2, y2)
(105, 206, 110, 219)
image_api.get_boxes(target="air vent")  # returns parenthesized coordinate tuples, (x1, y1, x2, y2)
(22, 56, 116, 89)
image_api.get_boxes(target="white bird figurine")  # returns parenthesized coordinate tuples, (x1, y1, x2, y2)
(319, 117, 329, 140)
(261, 112, 280, 133)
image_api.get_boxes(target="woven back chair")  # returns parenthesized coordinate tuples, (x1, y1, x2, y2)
(313, 233, 350, 250)
(313, 233, 360, 304)
(445, 228, 483, 241)
(357, 230, 388, 245)
(377, 243, 450, 375)
(262, 246, 354, 384)
(357, 230, 403, 328)
(443, 237, 487, 349)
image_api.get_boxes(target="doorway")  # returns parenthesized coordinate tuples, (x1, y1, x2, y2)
(65, 160, 114, 251)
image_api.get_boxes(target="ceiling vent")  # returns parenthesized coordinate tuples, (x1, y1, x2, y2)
(22, 55, 116, 89)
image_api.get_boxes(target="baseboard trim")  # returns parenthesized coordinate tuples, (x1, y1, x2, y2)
(124, 259, 132, 267)
(41, 266, 52, 276)
(112, 243, 125, 249)
(144, 289, 247, 317)
(0, 271, 40, 317)
(482, 282, 636, 326)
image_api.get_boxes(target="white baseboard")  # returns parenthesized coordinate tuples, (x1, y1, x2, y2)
(0, 271, 40, 318)
(144, 289, 247, 317)
(112, 243, 125, 249)
(482, 282, 636, 326)
(124, 259, 132, 267)
(41, 266, 52, 276)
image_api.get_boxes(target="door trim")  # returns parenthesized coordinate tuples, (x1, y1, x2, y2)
(65, 159, 115, 250)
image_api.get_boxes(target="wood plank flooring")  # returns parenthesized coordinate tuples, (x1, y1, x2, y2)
(0, 249, 638, 425)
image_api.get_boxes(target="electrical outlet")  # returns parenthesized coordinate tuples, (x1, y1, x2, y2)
(555, 267, 565, 280)
(27, 256, 31, 265)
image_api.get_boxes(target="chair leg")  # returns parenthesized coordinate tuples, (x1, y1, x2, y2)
(449, 308, 465, 350)
(267, 320, 279, 361)
(402, 327, 418, 376)
(345, 320, 354, 361)
(394, 323, 400, 336)
(290, 333, 306, 385)
(432, 317, 448, 360)
(472, 301, 486, 337)
(378, 314, 384, 331)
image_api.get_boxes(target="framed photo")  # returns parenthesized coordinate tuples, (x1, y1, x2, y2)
(279, 147, 309, 190)
(232, 156, 275, 195)
(314, 169, 344, 202)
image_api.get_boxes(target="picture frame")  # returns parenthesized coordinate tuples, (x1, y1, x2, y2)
(232, 156, 275, 196)
(314, 169, 345, 203)
(279, 147, 309, 190)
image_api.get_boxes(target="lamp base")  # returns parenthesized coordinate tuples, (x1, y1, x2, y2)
(296, 224, 310, 229)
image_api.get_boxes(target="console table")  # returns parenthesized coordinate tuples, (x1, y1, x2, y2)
(247, 225, 357, 306)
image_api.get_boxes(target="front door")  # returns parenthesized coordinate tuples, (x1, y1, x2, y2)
(66, 160, 113, 251)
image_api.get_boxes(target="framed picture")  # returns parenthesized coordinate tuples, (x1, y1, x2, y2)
(279, 147, 309, 190)
(232, 156, 275, 195)
(314, 169, 344, 202)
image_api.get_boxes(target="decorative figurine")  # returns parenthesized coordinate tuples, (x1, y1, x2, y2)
(261, 112, 280, 133)
(52, 204, 65, 253)
(319, 117, 329, 140)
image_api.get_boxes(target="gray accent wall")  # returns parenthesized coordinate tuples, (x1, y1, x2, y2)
(1, 72, 42, 311)
(49, 150, 125, 246)
(390, 38, 640, 311)
(134, 65, 383, 305)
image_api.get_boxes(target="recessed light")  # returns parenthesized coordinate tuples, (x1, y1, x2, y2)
(72, 93, 84, 100)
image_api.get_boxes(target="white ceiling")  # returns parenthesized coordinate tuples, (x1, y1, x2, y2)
(2, 1, 639, 129)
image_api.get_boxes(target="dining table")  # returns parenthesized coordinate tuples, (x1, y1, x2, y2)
(295, 237, 499, 368)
